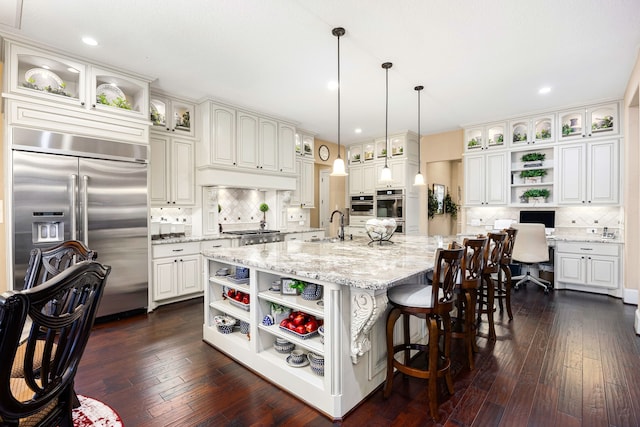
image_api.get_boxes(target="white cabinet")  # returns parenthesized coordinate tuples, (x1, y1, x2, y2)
(349, 163, 376, 195)
(197, 100, 297, 174)
(197, 101, 236, 167)
(278, 123, 296, 174)
(555, 241, 621, 296)
(292, 158, 315, 208)
(348, 140, 376, 164)
(150, 135, 195, 206)
(151, 242, 202, 308)
(295, 131, 315, 157)
(464, 152, 507, 206)
(465, 122, 507, 152)
(509, 114, 555, 147)
(558, 102, 620, 141)
(557, 140, 619, 205)
(149, 92, 195, 137)
(284, 230, 326, 241)
(4, 39, 151, 144)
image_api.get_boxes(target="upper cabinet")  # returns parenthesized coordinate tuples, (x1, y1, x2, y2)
(464, 122, 507, 152)
(295, 131, 314, 157)
(509, 114, 555, 147)
(196, 100, 297, 175)
(558, 102, 619, 141)
(150, 92, 195, 137)
(5, 41, 150, 122)
(3, 39, 151, 144)
(347, 140, 375, 164)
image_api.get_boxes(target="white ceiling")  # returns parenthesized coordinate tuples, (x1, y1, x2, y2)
(2, 0, 640, 145)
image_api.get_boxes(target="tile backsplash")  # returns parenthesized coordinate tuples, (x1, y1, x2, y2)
(217, 188, 267, 229)
(463, 206, 624, 237)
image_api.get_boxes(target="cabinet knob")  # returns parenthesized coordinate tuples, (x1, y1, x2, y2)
(172, 201, 176, 204)
(92, 104, 96, 108)
(81, 102, 85, 106)
(166, 128, 171, 131)
(166, 201, 171, 204)
(172, 128, 175, 132)
(174, 259, 177, 263)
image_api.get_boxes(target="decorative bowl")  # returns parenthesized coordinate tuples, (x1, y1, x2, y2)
(274, 339, 295, 354)
(318, 325, 325, 344)
(240, 321, 250, 334)
(214, 315, 236, 334)
(308, 352, 325, 376)
(365, 218, 396, 242)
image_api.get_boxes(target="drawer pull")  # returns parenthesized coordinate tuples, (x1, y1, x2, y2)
(580, 247, 593, 251)
(172, 248, 184, 252)
(211, 245, 222, 248)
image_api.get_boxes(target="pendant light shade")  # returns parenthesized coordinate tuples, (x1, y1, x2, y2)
(330, 27, 348, 177)
(379, 62, 393, 183)
(413, 85, 426, 186)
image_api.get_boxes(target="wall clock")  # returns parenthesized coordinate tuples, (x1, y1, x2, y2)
(318, 144, 330, 161)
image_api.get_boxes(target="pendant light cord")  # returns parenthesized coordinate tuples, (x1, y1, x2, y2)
(415, 85, 423, 174)
(382, 62, 392, 169)
(337, 30, 341, 159)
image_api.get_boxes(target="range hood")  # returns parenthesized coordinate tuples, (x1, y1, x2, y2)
(197, 167, 296, 191)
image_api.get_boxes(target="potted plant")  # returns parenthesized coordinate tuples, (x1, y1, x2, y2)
(270, 303, 291, 324)
(289, 280, 322, 300)
(467, 137, 481, 149)
(521, 152, 546, 167)
(522, 188, 550, 203)
(519, 169, 547, 184)
(443, 190, 458, 219)
(259, 203, 269, 229)
(428, 188, 438, 219)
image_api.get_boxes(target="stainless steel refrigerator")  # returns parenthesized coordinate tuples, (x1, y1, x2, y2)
(11, 128, 149, 319)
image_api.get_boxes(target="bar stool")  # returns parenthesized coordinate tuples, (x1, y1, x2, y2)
(494, 228, 518, 320)
(383, 247, 464, 418)
(476, 232, 507, 341)
(451, 236, 487, 370)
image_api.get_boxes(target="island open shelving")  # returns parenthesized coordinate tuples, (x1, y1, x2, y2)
(201, 237, 442, 420)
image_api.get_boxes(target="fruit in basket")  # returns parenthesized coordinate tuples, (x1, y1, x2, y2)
(227, 289, 236, 298)
(242, 294, 249, 304)
(295, 325, 306, 334)
(234, 292, 242, 301)
(304, 318, 319, 333)
(280, 319, 291, 329)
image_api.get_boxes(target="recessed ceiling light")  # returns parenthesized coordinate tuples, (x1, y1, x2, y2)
(327, 81, 339, 91)
(539, 86, 551, 94)
(82, 36, 98, 46)
(354, 128, 362, 134)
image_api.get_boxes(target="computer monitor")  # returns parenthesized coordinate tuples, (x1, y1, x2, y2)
(519, 210, 555, 235)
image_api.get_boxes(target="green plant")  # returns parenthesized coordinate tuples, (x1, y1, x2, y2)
(522, 188, 550, 199)
(289, 280, 307, 293)
(536, 128, 551, 139)
(428, 188, 438, 219)
(259, 203, 269, 222)
(467, 137, 481, 148)
(270, 302, 289, 314)
(443, 190, 458, 220)
(96, 93, 109, 105)
(380, 148, 387, 157)
(562, 123, 572, 136)
(112, 97, 132, 110)
(519, 169, 547, 178)
(353, 154, 361, 160)
(513, 131, 527, 142)
(521, 152, 545, 162)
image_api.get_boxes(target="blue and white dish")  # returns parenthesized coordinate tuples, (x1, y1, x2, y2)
(262, 315, 274, 326)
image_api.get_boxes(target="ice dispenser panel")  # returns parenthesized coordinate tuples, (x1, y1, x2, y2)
(32, 212, 64, 244)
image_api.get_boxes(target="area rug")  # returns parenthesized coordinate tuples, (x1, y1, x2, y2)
(73, 395, 123, 427)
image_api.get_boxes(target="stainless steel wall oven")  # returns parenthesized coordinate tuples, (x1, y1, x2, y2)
(350, 195, 374, 216)
(375, 189, 405, 233)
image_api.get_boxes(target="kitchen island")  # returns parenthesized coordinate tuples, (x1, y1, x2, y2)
(201, 235, 445, 420)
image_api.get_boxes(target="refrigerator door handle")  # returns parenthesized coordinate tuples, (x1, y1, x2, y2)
(70, 174, 78, 240)
(81, 175, 89, 246)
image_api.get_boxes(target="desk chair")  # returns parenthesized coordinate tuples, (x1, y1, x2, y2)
(511, 223, 551, 294)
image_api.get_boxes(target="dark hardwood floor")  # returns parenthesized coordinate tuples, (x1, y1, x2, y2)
(75, 287, 640, 426)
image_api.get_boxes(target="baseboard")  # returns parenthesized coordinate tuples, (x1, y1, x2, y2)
(624, 287, 638, 305)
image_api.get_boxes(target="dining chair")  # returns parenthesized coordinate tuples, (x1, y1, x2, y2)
(476, 231, 507, 341)
(24, 240, 97, 290)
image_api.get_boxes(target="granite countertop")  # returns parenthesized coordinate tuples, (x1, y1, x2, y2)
(202, 235, 448, 291)
(151, 228, 326, 245)
(548, 235, 623, 244)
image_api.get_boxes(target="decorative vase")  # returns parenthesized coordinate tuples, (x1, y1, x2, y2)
(528, 197, 547, 204)
(524, 176, 542, 184)
(302, 283, 322, 301)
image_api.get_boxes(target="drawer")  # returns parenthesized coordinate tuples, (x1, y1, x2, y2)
(201, 239, 232, 252)
(152, 241, 201, 258)
(556, 241, 620, 257)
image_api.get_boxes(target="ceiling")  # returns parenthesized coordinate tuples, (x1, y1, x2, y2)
(2, 0, 640, 145)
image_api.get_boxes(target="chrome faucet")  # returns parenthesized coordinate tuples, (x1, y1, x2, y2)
(330, 210, 345, 241)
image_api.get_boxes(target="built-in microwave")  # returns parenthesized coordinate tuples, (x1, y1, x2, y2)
(350, 195, 374, 216)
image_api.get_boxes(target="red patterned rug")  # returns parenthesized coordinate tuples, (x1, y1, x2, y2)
(73, 395, 123, 427)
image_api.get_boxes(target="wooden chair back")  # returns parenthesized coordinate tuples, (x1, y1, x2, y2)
(24, 240, 97, 290)
(501, 228, 518, 266)
(483, 232, 507, 274)
(432, 247, 464, 309)
(0, 261, 110, 426)
(462, 236, 488, 288)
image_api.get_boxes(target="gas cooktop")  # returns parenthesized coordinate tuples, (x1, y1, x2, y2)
(223, 229, 280, 235)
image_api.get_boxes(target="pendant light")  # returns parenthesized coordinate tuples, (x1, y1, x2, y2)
(330, 27, 348, 176)
(413, 85, 426, 186)
(379, 62, 393, 183)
